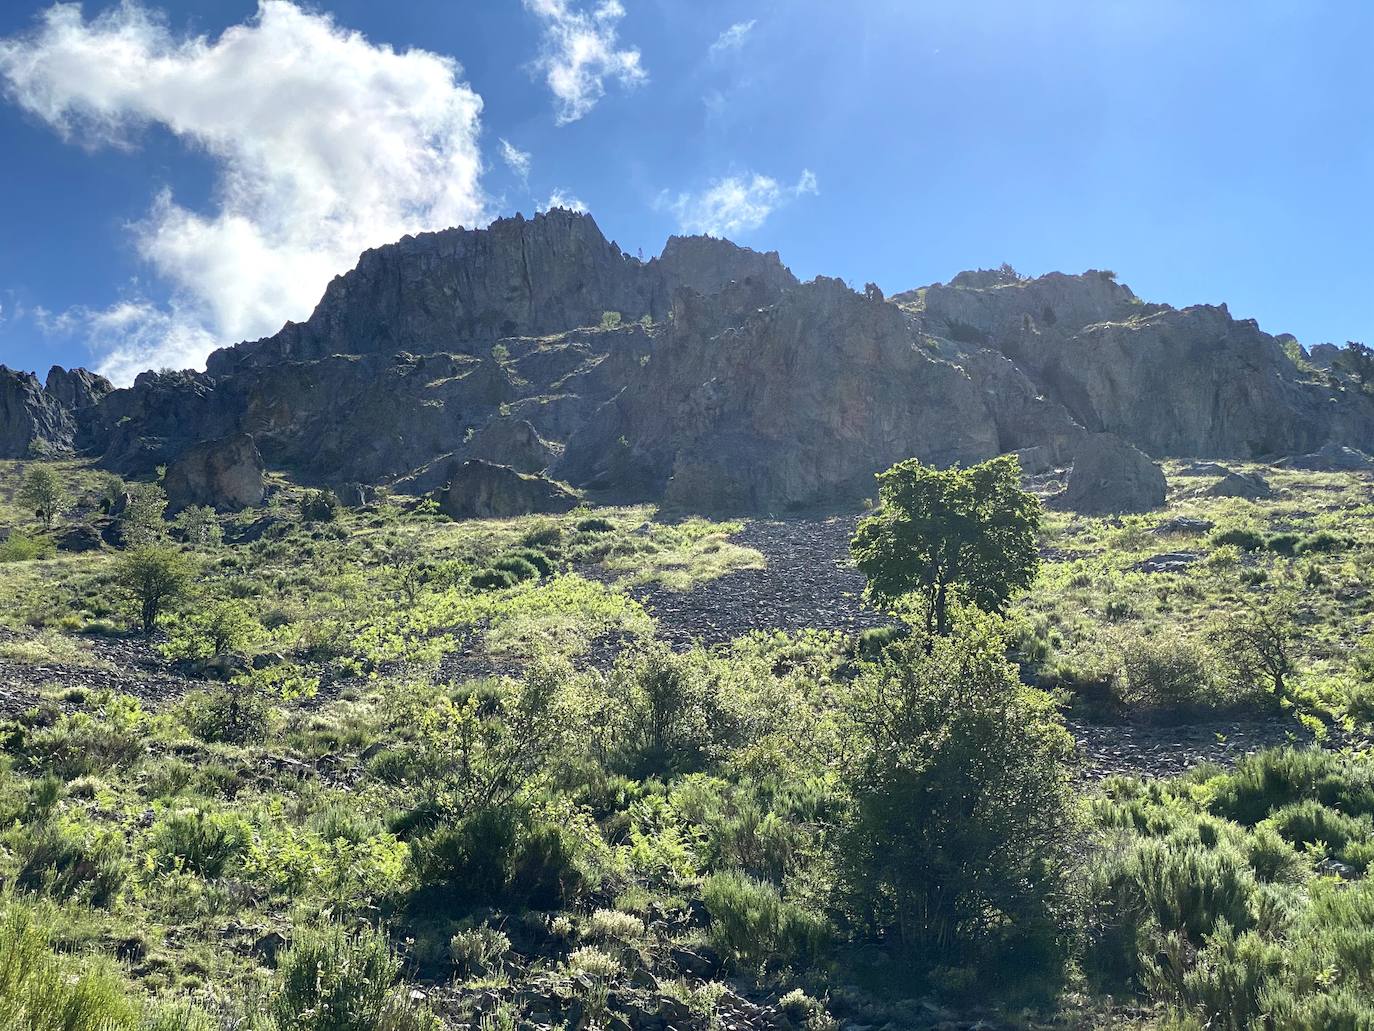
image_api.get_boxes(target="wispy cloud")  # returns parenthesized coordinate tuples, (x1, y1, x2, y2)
(499, 137, 531, 184)
(0, 1, 487, 383)
(523, 0, 645, 125)
(541, 189, 588, 213)
(709, 20, 755, 57)
(661, 169, 818, 237)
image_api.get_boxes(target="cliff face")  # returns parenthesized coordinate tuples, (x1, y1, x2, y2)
(6, 211, 1372, 511)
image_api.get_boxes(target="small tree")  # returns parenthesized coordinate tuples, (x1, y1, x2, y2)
(174, 505, 222, 549)
(119, 483, 169, 547)
(833, 608, 1078, 975)
(114, 545, 194, 634)
(851, 454, 1040, 636)
(95, 471, 125, 514)
(1335, 341, 1374, 392)
(1211, 596, 1298, 702)
(166, 599, 259, 660)
(18, 466, 65, 529)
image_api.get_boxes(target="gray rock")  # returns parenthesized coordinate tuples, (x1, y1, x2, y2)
(1138, 552, 1200, 573)
(436, 460, 578, 520)
(1179, 461, 1233, 476)
(44, 366, 112, 411)
(1154, 516, 1215, 535)
(1052, 433, 1167, 514)
(1, 367, 72, 457)
(164, 433, 266, 513)
(1284, 442, 1374, 472)
(1206, 470, 1274, 499)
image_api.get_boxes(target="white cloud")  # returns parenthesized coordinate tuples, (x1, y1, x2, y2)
(0, 1, 487, 384)
(540, 189, 588, 213)
(661, 168, 818, 237)
(709, 20, 755, 56)
(523, 0, 645, 125)
(499, 137, 531, 183)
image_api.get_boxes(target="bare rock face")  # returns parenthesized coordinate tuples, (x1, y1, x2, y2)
(1207, 470, 1274, 499)
(44, 366, 113, 411)
(467, 417, 560, 474)
(435, 460, 578, 520)
(1052, 433, 1167, 514)
(164, 433, 266, 513)
(0, 367, 72, 457)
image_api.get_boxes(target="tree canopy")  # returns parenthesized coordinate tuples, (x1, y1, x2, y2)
(851, 454, 1040, 635)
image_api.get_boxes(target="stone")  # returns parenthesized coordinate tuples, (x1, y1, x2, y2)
(51, 523, 103, 553)
(435, 460, 579, 520)
(44, 366, 112, 411)
(0, 367, 72, 458)
(1154, 516, 1215, 535)
(1179, 461, 1232, 476)
(466, 416, 560, 474)
(1137, 552, 1200, 573)
(163, 433, 266, 514)
(1052, 433, 1167, 514)
(1206, 470, 1274, 499)
(1284, 442, 1374, 472)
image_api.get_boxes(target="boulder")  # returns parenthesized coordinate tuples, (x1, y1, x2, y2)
(1206, 470, 1274, 499)
(163, 433, 266, 513)
(1154, 516, 1215, 535)
(1179, 461, 1233, 477)
(1138, 552, 1201, 574)
(1052, 433, 1167, 514)
(1, 367, 72, 457)
(466, 417, 560, 474)
(436, 460, 579, 520)
(1284, 443, 1374, 472)
(51, 523, 104, 553)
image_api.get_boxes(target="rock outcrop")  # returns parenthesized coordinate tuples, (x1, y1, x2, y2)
(1052, 433, 1167, 514)
(1284, 443, 1374, 472)
(436, 460, 579, 520)
(163, 433, 266, 513)
(0, 367, 72, 458)
(6, 209, 1374, 514)
(1207, 470, 1274, 499)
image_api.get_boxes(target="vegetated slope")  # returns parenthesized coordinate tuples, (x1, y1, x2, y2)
(3, 452, 1374, 1029)
(4, 210, 1372, 513)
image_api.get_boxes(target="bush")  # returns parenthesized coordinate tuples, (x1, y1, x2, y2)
(18, 466, 65, 529)
(575, 516, 615, 534)
(1118, 634, 1217, 710)
(1208, 749, 1338, 825)
(0, 530, 54, 563)
(180, 684, 270, 744)
(150, 808, 250, 876)
(470, 568, 519, 591)
(113, 545, 195, 634)
(272, 924, 437, 1031)
(10, 818, 129, 905)
(521, 521, 563, 547)
(164, 599, 260, 661)
(1210, 528, 1265, 552)
(300, 489, 342, 523)
(491, 555, 539, 583)
(833, 610, 1078, 981)
(1297, 530, 1342, 554)
(449, 925, 510, 978)
(173, 505, 222, 549)
(1266, 533, 1301, 556)
(505, 548, 554, 577)
(410, 807, 586, 910)
(702, 870, 831, 972)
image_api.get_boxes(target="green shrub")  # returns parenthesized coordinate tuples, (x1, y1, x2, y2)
(834, 610, 1078, 981)
(1210, 528, 1265, 552)
(113, 545, 195, 634)
(180, 684, 269, 744)
(1117, 634, 1217, 710)
(575, 516, 615, 534)
(1265, 533, 1301, 556)
(1297, 530, 1342, 554)
(150, 808, 250, 877)
(163, 600, 259, 661)
(10, 818, 129, 905)
(521, 521, 563, 547)
(449, 925, 510, 978)
(506, 548, 554, 577)
(1208, 749, 1338, 825)
(1265, 800, 1368, 855)
(490, 555, 539, 583)
(300, 490, 342, 523)
(0, 530, 54, 563)
(702, 871, 831, 972)
(272, 923, 437, 1031)
(470, 568, 518, 591)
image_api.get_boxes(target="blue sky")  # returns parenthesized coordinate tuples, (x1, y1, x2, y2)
(0, 0, 1371, 383)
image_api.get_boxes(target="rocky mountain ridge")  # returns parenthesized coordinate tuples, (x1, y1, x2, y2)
(3, 208, 1371, 513)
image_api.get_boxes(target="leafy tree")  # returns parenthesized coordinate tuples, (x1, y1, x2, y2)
(18, 466, 64, 529)
(113, 546, 195, 634)
(1211, 595, 1299, 702)
(299, 489, 341, 522)
(1335, 341, 1374, 392)
(166, 599, 259, 660)
(119, 483, 168, 547)
(173, 505, 222, 549)
(599, 310, 623, 329)
(833, 608, 1078, 977)
(95, 471, 125, 514)
(851, 454, 1039, 636)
